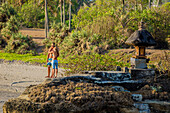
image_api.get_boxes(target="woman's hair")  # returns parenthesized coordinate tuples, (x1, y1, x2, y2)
(55, 46, 59, 57)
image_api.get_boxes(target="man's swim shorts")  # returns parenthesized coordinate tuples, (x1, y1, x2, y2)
(52, 60, 58, 69)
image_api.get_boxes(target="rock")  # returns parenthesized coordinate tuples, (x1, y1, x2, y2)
(119, 107, 139, 113)
(132, 94, 143, 101)
(143, 100, 170, 113)
(3, 79, 135, 113)
(116, 66, 122, 71)
(129, 68, 155, 79)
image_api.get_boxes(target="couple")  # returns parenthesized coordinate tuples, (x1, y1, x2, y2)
(46, 42, 59, 78)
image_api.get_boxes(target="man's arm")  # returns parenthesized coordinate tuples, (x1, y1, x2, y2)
(48, 47, 53, 54)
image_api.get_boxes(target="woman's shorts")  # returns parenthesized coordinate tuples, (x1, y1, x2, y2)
(47, 58, 52, 66)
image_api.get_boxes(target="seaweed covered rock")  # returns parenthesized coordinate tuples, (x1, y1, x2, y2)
(3, 79, 136, 113)
(135, 84, 170, 101)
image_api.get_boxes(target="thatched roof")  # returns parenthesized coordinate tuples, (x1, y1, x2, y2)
(125, 29, 156, 46)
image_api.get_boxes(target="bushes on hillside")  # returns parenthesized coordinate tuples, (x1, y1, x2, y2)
(18, 2, 45, 28)
(1, 16, 19, 40)
(0, 3, 17, 30)
(59, 53, 131, 74)
(0, 35, 7, 48)
(0, 3, 36, 54)
(4, 33, 36, 54)
(73, 1, 170, 49)
(49, 22, 69, 42)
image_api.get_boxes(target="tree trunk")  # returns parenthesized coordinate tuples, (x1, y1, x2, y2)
(60, 0, 63, 25)
(149, 0, 151, 8)
(122, 0, 124, 13)
(141, 0, 143, 11)
(135, 0, 137, 11)
(157, 0, 159, 7)
(45, 0, 49, 38)
(69, 0, 71, 30)
(63, 0, 65, 25)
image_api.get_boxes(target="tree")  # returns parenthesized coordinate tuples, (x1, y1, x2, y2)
(63, 0, 65, 24)
(59, 0, 63, 25)
(149, 0, 151, 8)
(122, 0, 124, 13)
(45, 0, 49, 38)
(69, 0, 71, 30)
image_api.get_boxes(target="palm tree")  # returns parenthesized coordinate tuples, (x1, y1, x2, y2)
(135, 0, 137, 11)
(45, 0, 49, 38)
(59, 0, 63, 25)
(63, 0, 65, 24)
(122, 0, 125, 13)
(69, 0, 71, 30)
(149, 0, 151, 8)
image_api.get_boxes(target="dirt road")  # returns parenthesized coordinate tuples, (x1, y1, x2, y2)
(19, 28, 45, 53)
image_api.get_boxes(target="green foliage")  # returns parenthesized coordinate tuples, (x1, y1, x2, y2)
(4, 33, 36, 54)
(0, 3, 16, 21)
(49, 22, 69, 42)
(0, 51, 46, 64)
(0, 3, 17, 30)
(0, 35, 7, 48)
(128, 4, 170, 48)
(148, 51, 170, 74)
(43, 38, 52, 50)
(72, 1, 170, 49)
(59, 53, 131, 74)
(18, 2, 45, 28)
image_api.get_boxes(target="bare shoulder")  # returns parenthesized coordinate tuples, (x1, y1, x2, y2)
(48, 47, 53, 52)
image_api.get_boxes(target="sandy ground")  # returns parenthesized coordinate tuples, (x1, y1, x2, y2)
(0, 62, 65, 113)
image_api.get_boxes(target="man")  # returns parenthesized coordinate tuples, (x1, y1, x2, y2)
(51, 46, 59, 78)
(46, 42, 55, 78)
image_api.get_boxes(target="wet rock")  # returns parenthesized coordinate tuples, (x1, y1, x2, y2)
(132, 94, 143, 101)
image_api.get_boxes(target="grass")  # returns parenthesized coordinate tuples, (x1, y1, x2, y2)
(1, 50, 168, 75)
(0, 51, 47, 64)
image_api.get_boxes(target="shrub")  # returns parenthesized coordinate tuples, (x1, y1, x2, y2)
(59, 53, 131, 74)
(18, 2, 45, 28)
(0, 35, 7, 48)
(4, 33, 36, 54)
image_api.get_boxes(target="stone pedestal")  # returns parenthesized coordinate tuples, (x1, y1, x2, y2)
(131, 58, 147, 69)
(129, 68, 155, 79)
